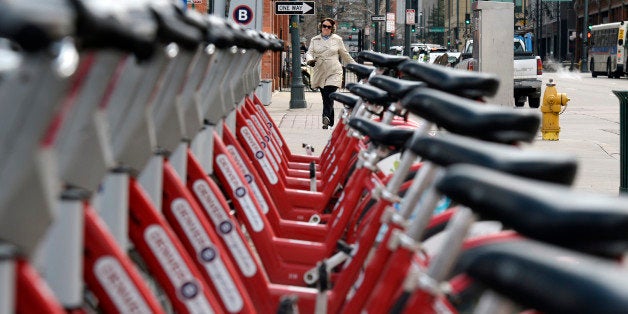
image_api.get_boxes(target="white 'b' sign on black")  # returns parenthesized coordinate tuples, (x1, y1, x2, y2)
(274, 1, 315, 15)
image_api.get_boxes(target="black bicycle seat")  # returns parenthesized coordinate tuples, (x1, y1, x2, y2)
(346, 63, 376, 81)
(245, 29, 272, 52)
(0, 0, 75, 52)
(261, 33, 284, 52)
(408, 133, 577, 185)
(330, 92, 360, 109)
(206, 16, 236, 48)
(398, 60, 499, 99)
(439, 164, 628, 258)
(357, 50, 409, 69)
(348, 117, 414, 150)
(71, 0, 157, 60)
(349, 84, 394, 106)
(225, 21, 259, 50)
(150, 2, 203, 50)
(459, 240, 628, 313)
(368, 75, 425, 101)
(401, 88, 540, 144)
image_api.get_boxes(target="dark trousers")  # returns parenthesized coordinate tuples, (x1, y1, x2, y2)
(321, 85, 338, 126)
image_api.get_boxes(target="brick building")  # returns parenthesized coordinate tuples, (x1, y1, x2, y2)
(188, 0, 289, 91)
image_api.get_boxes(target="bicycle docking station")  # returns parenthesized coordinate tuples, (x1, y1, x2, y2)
(4, 2, 628, 314)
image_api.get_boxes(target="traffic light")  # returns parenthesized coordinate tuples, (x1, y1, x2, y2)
(465, 13, 470, 25)
(352, 26, 357, 31)
(348, 35, 352, 40)
(588, 24, 593, 31)
(390, 33, 395, 39)
(411, 25, 416, 33)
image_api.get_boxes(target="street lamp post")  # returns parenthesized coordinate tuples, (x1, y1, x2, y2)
(581, 0, 589, 72)
(289, 15, 306, 108)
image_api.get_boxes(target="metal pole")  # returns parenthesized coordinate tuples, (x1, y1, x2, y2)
(404, 0, 412, 56)
(289, 14, 307, 108)
(557, 2, 561, 61)
(385, 0, 391, 52)
(456, 0, 459, 50)
(613, 90, 628, 194)
(581, 0, 589, 72)
(375, 0, 380, 52)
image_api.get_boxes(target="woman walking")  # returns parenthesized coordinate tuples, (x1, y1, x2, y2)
(305, 18, 355, 129)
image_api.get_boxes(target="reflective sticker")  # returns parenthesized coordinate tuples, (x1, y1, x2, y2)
(330, 192, 346, 229)
(94, 256, 152, 313)
(328, 166, 338, 183)
(144, 225, 214, 313)
(171, 199, 244, 312)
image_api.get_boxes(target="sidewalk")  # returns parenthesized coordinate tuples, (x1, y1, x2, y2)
(266, 87, 621, 196)
(265, 90, 337, 157)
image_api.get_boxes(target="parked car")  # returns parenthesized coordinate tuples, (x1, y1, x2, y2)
(455, 38, 543, 108)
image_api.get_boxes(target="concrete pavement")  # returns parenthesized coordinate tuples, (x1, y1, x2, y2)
(265, 79, 623, 196)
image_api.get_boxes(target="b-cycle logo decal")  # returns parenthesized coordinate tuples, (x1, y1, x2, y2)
(255, 104, 283, 147)
(216, 154, 265, 232)
(247, 118, 279, 171)
(192, 180, 230, 224)
(192, 180, 258, 277)
(94, 256, 152, 313)
(171, 199, 244, 312)
(251, 115, 282, 166)
(226, 145, 270, 214)
(143, 225, 214, 313)
(240, 126, 278, 184)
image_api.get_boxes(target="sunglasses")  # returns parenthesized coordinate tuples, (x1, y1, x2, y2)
(322, 24, 333, 29)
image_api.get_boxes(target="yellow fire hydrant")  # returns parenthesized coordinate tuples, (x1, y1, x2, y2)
(540, 79, 570, 140)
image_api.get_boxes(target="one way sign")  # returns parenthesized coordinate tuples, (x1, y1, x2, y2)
(274, 1, 315, 15)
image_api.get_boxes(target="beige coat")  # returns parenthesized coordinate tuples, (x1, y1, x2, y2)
(305, 34, 355, 89)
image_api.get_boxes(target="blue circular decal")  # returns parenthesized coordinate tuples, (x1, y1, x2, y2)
(200, 247, 217, 262)
(233, 5, 254, 25)
(180, 281, 199, 299)
(219, 221, 233, 234)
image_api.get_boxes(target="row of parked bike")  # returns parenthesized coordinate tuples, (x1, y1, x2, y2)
(2, 1, 628, 313)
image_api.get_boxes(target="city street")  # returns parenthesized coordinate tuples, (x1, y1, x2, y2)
(524, 69, 627, 196)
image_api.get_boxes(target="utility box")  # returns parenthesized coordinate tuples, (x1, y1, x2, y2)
(472, 1, 514, 106)
(257, 79, 273, 106)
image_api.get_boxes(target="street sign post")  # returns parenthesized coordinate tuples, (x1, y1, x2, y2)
(274, 1, 315, 15)
(406, 9, 415, 25)
(386, 13, 395, 33)
(371, 15, 385, 22)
